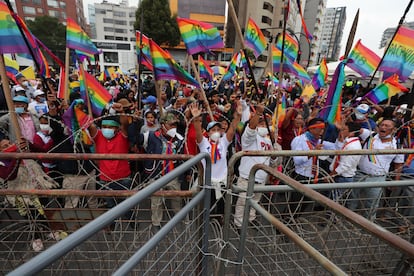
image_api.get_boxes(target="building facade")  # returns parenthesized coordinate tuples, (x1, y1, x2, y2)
(380, 21, 414, 49)
(12, 0, 88, 32)
(319, 6, 346, 63)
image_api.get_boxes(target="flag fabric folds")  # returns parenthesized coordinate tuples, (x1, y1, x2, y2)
(198, 55, 213, 81)
(66, 18, 99, 55)
(0, 2, 30, 54)
(149, 39, 199, 87)
(136, 31, 153, 71)
(347, 39, 380, 77)
(221, 51, 240, 82)
(244, 17, 267, 58)
(272, 45, 310, 83)
(363, 74, 409, 104)
(62, 99, 92, 145)
(319, 61, 346, 124)
(311, 58, 328, 90)
(378, 26, 414, 81)
(296, 0, 313, 42)
(276, 32, 299, 62)
(176, 17, 224, 55)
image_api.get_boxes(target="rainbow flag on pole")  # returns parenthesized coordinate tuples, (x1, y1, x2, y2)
(311, 58, 328, 90)
(362, 74, 409, 104)
(296, 0, 313, 42)
(221, 51, 240, 82)
(136, 30, 153, 71)
(276, 32, 299, 62)
(176, 17, 224, 55)
(272, 45, 310, 83)
(378, 26, 414, 81)
(0, 2, 29, 54)
(244, 17, 267, 58)
(347, 39, 380, 77)
(149, 39, 199, 87)
(66, 18, 99, 55)
(198, 55, 213, 81)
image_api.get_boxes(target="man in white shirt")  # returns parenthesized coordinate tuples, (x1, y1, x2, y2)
(350, 118, 404, 220)
(28, 90, 49, 118)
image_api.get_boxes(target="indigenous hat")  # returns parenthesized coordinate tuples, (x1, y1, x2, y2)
(159, 112, 179, 125)
(33, 90, 45, 97)
(13, 95, 29, 104)
(117, 98, 132, 108)
(206, 121, 221, 131)
(142, 95, 157, 104)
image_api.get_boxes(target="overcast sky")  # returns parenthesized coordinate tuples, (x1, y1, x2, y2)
(84, 0, 414, 55)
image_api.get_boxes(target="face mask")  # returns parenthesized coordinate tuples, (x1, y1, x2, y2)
(15, 107, 25, 114)
(39, 97, 46, 103)
(102, 128, 116, 139)
(257, 127, 268, 137)
(166, 127, 177, 138)
(209, 131, 221, 142)
(355, 113, 366, 120)
(39, 124, 52, 134)
(22, 81, 29, 87)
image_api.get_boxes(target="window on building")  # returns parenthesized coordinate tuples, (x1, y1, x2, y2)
(263, 2, 273, 13)
(115, 37, 127, 41)
(96, 9, 106, 14)
(33, 0, 42, 5)
(104, 52, 118, 63)
(129, 12, 135, 17)
(115, 28, 126, 33)
(113, 11, 126, 17)
(104, 27, 114, 32)
(48, 10, 59, 17)
(25, 16, 36, 21)
(261, 16, 272, 25)
(47, 0, 59, 8)
(60, 1, 66, 9)
(36, 8, 43, 13)
(105, 36, 114, 40)
(61, 11, 66, 19)
(23, 6, 36, 14)
(103, 18, 113, 23)
(21, 0, 30, 3)
(114, 20, 127, 25)
(129, 21, 135, 26)
(130, 37, 136, 42)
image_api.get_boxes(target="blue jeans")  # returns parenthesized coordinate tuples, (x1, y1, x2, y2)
(99, 178, 133, 220)
(332, 176, 354, 202)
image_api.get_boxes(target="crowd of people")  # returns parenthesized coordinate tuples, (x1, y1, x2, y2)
(1, 69, 414, 250)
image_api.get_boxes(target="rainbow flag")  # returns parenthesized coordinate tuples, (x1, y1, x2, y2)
(379, 26, 414, 81)
(66, 18, 99, 55)
(276, 32, 299, 62)
(244, 17, 267, 58)
(363, 74, 409, 104)
(149, 39, 199, 87)
(221, 51, 240, 82)
(319, 61, 345, 124)
(198, 55, 213, 81)
(78, 66, 113, 116)
(176, 17, 224, 55)
(273, 93, 287, 129)
(62, 99, 92, 145)
(136, 31, 153, 71)
(272, 45, 310, 83)
(311, 58, 328, 90)
(211, 65, 226, 75)
(0, 2, 30, 54)
(347, 39, 380, 77)
(296, 0, 313, 42)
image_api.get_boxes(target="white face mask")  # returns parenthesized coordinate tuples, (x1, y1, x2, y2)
(21, 81, 29, 87)
(166, 127, 177, 138)
(209, 131, 221, 142)
(257, 127, 269, 137)
(355, 113, 366, 120)
(39, 124, 52, 134)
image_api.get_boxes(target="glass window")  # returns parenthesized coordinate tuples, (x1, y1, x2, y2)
(96, 9, 106, 14)
(104, 27, 114, 32)
(25, 16, 36, 21)
(105, 36, 114, 40)
(114, 20, 127, 25)
(263, 2, 273, 13)
(47, 0, 59, 8)
(23, 6, 36, 14)
(33, 0, 42, 5)
(21, 0, 30, 3)
(48, 10, 59, 17)
(36, 8, 43, 13)
(113, 11, 126, 17)
(104, 52, 118, 63)
(61, 11, 66, 19)
(114, 28, 126, 33)
(60, 1, 66, 9)
(103, 18, 113, 23)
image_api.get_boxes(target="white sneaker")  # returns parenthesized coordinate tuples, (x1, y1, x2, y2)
(31, 239, 44, 252)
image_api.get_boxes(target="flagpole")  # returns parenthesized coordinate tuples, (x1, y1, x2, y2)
(78, 59, 93, 117)
(368, 0, 413, 88)
(226, 0, 260, 99)
(0, 55, 23, 144)
(137, 10, 144, 110)
(64, 47, 70, 101)
(191, 55, 214, 121)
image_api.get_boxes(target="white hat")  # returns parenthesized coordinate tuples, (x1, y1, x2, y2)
(355, 103, 370, 120)
(33, 90, 45, 97)
(396, 104, 408, 114)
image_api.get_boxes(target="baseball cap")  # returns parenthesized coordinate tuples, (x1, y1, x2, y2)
(33, 90, 45, 97)
(13, 95, 29, 104)
(142, 95, 157, 104)
(356, 104, 370, 114)
(206, 121, 221, 131)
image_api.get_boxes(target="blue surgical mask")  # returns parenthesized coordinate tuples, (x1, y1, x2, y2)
(15, 107, 25, 114)
(102, 128, 115, 139)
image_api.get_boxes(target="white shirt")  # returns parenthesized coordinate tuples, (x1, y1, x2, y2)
(28, 101, 49, 117)
(329, 137, 362, 177)
(291, 133, 336, 177)
(238, 126, 273, 183)
(198, 135, 230, 181)
(359, 134, 404, 176)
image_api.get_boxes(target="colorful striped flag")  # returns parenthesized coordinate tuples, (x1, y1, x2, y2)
(296, 0, 313, 42)
(66, 18, 99, 55)
(136, 30, 153, 71)
(211, 65, 226, 75)
(78, 66, 113, 116)
(272, 45, 310, 83)
(276, 32, 299, 62)
(378, 26, 414, 81)
(198, 55, 213, 81)
(363, 74, 409, 104)
(176, 17, 224, 55)
(221, 51, 240, 82)
(149, 39, 199, 87)
(319, 61, 346, 124)
(244, 17, 267, 58)
(0, 2, 30, 54)
(62, 99, 92, 145)
(275, 93, 287, 129)
(311, 58, 328, 90)
(347, 39, 380, 77)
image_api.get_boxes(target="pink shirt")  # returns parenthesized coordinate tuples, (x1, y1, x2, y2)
(18, 115, 36, 143)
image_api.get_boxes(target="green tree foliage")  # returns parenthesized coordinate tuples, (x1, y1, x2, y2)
(27, 16, 66, 64)
(134, 0, 180, 47)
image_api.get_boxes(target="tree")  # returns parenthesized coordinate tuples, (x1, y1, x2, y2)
(26, 16, 66, 66)
(134, 0, 180, 47)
